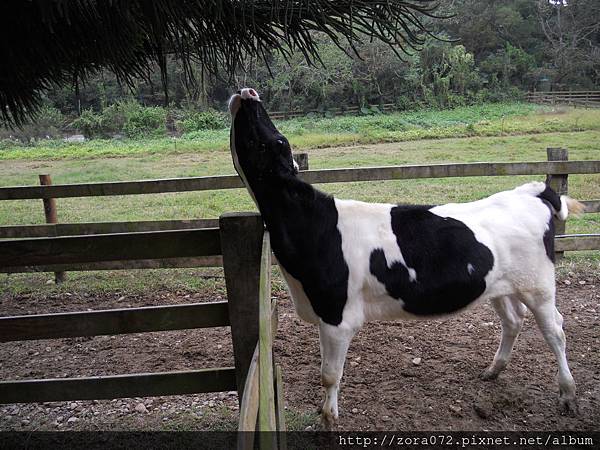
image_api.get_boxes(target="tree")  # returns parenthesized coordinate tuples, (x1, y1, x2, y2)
(537, 0, 600, 87)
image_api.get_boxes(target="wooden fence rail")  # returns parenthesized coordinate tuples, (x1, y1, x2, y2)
(0, 218, 219, 239)
(0, 228, 221, 266)
(1, 160, 599, 200)
(528, 90, 600, 94)
(269, 102, 397, 120)
(527, 91, 600, 98)
(0, 201, 596, 241)
(527, 91, 600, 108)
(0, 256, 224, 273)
(555, 234, 600, 252)
(3, 230, 597, 274)
(0, 369, 237, 404)
(0, 256, 225, 273)
(0, 301, 230, 342)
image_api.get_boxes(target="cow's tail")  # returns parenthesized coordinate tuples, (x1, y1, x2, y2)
(536, 183, 586, 220)
(558, 196, 586, 220)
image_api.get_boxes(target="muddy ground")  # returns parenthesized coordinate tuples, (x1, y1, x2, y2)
(0, 272, 598, 432)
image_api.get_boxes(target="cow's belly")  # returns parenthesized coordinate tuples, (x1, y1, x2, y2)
(362, 284, 488, 322)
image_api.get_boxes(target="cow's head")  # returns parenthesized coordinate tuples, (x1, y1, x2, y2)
(228, 88, 298, 192)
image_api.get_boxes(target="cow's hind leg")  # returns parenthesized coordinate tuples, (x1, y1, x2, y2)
(521, 291, 578, 415)
(318, 322, 357, 429)
(481, 296, 526, 380)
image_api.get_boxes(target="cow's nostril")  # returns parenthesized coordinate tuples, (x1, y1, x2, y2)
(249, 89, 257, 97)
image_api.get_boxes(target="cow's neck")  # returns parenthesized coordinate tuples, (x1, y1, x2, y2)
(248, 172, 316, 228)
(245, 172, 334, 263)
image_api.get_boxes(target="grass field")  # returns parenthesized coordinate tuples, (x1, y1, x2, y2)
(0, 103, 598, 295)
(3, 102, 600, 160)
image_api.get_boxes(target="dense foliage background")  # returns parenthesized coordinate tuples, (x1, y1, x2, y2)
(6, 0, 600, 140)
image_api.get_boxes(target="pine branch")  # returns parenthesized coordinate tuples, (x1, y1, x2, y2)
(0, 0, 439, 125)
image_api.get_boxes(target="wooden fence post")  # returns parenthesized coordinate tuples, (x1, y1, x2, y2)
(220, 212, 264, 402)
(293, 153, 309, 171)
(39, 174, 66, 283)
(546, 148, 568, 261)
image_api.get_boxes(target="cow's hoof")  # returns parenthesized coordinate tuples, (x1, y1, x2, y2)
(479, 367, 499, 381)
(320, 409, 338, 431)
(559, 397, 579, 417)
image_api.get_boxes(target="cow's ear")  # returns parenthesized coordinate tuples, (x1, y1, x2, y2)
(228, 94, 242, 116)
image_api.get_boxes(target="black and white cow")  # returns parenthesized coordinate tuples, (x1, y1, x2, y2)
(228, 88, 584, 428)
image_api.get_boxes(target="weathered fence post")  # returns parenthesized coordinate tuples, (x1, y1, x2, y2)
(274, 364, 287, 449)
(546, 148, 568, 260)
(38, 174, 66, 283)
(220, 212, 264, 402)
(293, 153, 309, 171)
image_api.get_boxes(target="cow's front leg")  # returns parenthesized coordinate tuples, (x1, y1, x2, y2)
(318, 321, 357, 430)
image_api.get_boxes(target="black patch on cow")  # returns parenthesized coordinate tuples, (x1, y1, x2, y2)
(537, 197, 557, 262)
(259, 179, 349, 326)
(536, 184, 560, 262)
(537, 184, 562, 215)
(541, 212, 556, 262)
(232, 96, 349, 326)
(370, 206, 494, 316)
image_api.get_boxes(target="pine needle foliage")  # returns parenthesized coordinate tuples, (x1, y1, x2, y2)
(0, 0, 437, 125)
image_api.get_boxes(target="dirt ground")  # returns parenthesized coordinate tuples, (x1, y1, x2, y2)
(0, 271, 598, 432)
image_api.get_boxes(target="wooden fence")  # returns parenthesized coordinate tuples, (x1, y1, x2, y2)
(527, 90, 600, 108)
(269, 103, 397, 120)
(0, 212, 286, 447)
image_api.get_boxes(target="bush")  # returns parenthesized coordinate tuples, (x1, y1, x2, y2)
(33, 105, 66, 134)
(394, 95, 414, 111)
(122, 105, 167, 138)
(100, 102, 128, 133)
(70, 101, 168, 138)
(177, 110, 227, 133)
(474, 87, 525, 104)
(71, 109, 104, 138)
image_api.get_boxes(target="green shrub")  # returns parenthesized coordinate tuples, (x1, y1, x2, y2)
(177, 110, 227, 133)
(71, 109, 104, 138)
(34, 105, 66, 133)
(100, 101, 128, 133)
(475, 87, 525, 103)
(394, 95, 414, 111)
(71, 102, 168, 138)
(0, 137, 24, 150)
(122, 105, 167, 138)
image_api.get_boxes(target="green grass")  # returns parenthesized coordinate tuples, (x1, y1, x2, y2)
(3, 102, 600, 160)
(0, 267, 228, 297)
